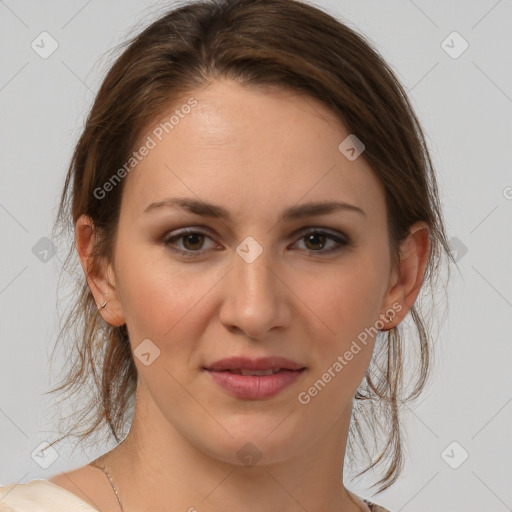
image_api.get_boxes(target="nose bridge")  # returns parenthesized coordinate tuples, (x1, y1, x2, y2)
(220, 238, 289, 337)
(234, 238, 279, 305)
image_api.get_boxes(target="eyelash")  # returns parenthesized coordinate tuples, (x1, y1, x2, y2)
(162, 227, 349, 257)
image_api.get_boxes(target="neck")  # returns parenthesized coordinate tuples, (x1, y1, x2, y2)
(100, 384, 367, 512)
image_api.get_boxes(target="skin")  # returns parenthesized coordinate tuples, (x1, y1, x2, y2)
(49, 78, 430, 512)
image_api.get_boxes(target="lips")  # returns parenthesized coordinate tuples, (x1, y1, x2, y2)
(204, 356, 306, 400)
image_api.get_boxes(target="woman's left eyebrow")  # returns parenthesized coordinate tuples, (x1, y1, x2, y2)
(143, 197, 366, 220)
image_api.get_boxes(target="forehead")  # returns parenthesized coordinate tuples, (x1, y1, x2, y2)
(120, 79, 385, 222)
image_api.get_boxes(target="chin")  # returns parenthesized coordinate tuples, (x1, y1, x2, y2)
(194, 419, 303, 468)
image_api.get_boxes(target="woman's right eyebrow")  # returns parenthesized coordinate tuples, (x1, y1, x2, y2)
(143, 197, 366, 221)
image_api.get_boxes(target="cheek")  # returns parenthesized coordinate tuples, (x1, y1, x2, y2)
(121, 274, 214, 346)
(114, 251, 245, 391)
(113, 241, 213, 346)
(296, 272, 380, 409)
(301, 261, 387, 341)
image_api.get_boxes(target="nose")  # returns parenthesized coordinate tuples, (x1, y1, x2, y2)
(218, 246, 292, 340)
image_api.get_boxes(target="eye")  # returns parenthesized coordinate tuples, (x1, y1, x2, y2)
(292, 228, 349, 254)
(162, 227, 349, 257)
(163, 228, 218, 256)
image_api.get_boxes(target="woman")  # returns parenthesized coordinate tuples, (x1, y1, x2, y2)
(0, 0, 452, 510)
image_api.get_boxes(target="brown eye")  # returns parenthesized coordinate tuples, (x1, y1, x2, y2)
(294, 229, 349, 254)
(181, 232, 205, 251)
(163, 229, 217, 256)
(303, 232, 327, 251)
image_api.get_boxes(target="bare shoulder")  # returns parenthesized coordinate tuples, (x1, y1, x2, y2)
(47, 462, 97, 491)
(47, 463, 119, 512)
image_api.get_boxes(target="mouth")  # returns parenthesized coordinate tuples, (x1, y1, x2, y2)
(203, 357, 306, 399)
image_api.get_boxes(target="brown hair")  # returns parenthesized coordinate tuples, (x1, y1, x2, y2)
(48, 0, 454, 494)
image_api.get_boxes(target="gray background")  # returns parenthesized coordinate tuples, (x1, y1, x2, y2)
(0, 1, 511, 511)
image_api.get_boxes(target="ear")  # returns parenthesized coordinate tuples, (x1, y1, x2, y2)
(379, 221, 431, 329)
(75, 214, 125, 327)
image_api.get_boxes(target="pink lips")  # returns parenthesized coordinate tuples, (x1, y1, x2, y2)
(204, 356, 306, 400)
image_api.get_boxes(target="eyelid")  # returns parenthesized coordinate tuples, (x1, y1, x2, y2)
(292, 226, 348, 242)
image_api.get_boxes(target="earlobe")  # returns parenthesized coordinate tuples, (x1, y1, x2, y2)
(379, 221, 430, 330)
(75, 214, 126, 327)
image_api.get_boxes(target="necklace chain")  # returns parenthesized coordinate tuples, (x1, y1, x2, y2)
(89, 457, 124, 512)
(88, 457, 368, 512)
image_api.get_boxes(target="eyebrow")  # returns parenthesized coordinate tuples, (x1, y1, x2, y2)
(143, 197, 366, 220)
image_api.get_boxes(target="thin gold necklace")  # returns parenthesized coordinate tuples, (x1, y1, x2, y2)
(89, 457, 124, 512)
(89, 457, 368, 512)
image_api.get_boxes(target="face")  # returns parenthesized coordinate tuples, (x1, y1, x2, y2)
(96, 79, 401, 465)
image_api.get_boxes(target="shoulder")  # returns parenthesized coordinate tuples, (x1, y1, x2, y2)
(0, 479, 98, 512)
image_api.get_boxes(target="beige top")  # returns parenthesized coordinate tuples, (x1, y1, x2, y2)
(0, 480, 97, 512)
(0, 479, 392, 512)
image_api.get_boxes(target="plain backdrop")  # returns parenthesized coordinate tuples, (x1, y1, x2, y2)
(0, 1, 511, 511)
